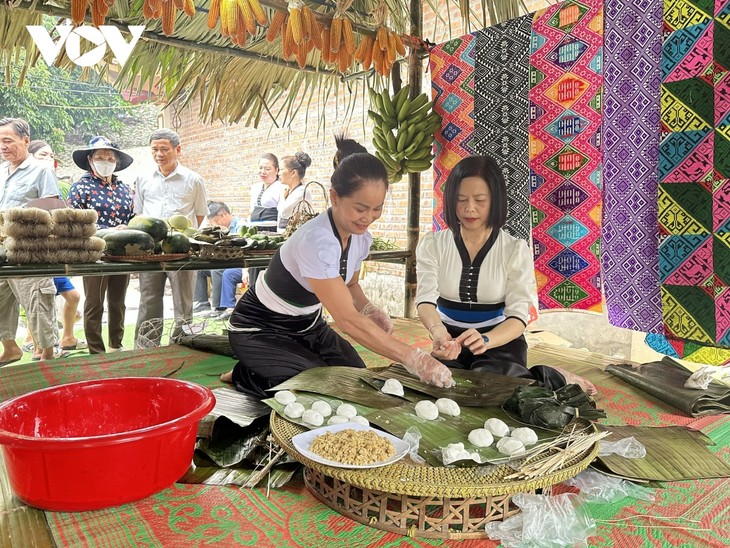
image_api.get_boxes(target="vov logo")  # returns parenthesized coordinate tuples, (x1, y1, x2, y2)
(26, 24, 145, 67)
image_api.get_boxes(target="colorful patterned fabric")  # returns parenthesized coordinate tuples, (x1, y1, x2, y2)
(657, 0, 730, 353)
(429, 34, 477, 230)
(473, 16, 533, 241)
(601, 0, 664, 332)
(528, 0, 605, 310)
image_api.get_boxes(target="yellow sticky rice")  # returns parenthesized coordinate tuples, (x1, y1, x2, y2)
(309, 429, 396, 465)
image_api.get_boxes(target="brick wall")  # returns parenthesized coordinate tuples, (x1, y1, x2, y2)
(169, 0, 550, 279)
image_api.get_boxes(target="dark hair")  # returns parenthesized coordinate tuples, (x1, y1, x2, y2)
(331, 152, 389, 198)
(260, 153, 279, 170)
(0, 117, 30, 139)
(333, 133, 367, 169)
(282, 152, 311, 179)
(442, 155, 507, 231)
(28, 140, 51, 155)
(149, 128, 180, 147)
(207, 201, 231, 218)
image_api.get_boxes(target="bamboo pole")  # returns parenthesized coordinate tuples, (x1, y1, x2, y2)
(404, 0, 423, 319)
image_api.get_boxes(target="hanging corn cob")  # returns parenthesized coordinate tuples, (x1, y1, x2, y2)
(356, 0, 405, 76)
(204, 0, 267, 44)
(327, 0, 356, 73)
(278, 1, 321, 68)
(72, 0, 118, 27)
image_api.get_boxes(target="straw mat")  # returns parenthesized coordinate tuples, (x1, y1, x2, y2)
(0, 326, 728, 546)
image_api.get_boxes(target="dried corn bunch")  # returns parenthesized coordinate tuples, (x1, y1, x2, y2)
(357, 0, 405, 76)
(141, 0, 196, 36)
(324, 0, 356, 72)
(207, 0, 267, 45)
(279, 1, 321, 68)
(72, 0, 116, 27)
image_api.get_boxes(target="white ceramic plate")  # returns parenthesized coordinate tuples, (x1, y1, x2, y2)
(291, 422, 410, 469)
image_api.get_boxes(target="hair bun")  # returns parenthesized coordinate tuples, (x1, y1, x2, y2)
(295, 151, 312, 168)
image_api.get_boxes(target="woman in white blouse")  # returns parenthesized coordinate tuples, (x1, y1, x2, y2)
(416, 155, 596, 394)
(277, 152, 313, 231)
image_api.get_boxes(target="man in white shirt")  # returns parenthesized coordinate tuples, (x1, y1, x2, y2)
(133, 129, 208, 347)
(0, 117, 60, 365)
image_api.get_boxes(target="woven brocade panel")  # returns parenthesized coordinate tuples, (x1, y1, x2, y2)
(602, 0, 664, 333)
(473, 16, 533, 242)
(528, 0, 605, 310)
(429, 34, 477, 230)
(657, 0, 730, 353)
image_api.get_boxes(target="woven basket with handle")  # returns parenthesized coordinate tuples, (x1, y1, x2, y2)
(283, 181, 328, 239)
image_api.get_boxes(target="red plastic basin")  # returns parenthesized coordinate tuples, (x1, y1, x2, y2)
(0, 377, 215, 511)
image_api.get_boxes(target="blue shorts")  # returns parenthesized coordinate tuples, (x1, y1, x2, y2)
(53, 277, 75, 295)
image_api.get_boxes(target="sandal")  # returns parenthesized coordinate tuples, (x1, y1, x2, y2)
(60, 340, 88, 351)
(32, 349, 72, 361)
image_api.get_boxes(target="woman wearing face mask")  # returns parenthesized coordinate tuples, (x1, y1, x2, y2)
(69, 137, 135, 354)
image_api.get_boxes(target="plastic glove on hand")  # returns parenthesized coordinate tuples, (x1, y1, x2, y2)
(361, 302, 394, 334)
(402, 348, 454, 388)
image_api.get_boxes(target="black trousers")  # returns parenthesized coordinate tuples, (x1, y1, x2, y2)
(228, 289, 365, 398)
(438, 325, 566, 390)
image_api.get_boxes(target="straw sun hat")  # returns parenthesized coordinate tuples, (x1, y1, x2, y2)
(72, 136, 134, 172)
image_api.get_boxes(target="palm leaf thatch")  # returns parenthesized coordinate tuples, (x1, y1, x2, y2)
(4, 0, 530, 125)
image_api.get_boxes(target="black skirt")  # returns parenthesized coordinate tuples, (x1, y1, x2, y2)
(228, 288, 365, 398)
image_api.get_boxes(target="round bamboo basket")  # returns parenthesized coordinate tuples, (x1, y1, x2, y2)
(270, 412, 599, 539)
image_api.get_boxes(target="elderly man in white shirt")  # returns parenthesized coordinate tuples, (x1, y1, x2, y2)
(133, 129, 208, 348)
(0, 117, 60, 365)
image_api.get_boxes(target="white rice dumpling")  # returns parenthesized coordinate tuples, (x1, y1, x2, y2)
(484, 417, 510, 437)
(511, 427, 538, 446)
(327, 415, 349, 426)
(467, 428, 494, 448)
(274, 390, 297, 405)
(441, 442, 472, 464)
(381, 378, 405, 396)
(284, 402, 305, 419)
(415, 400, 439, 420)
(302, 409, 324, 426)
(350, 415, 370, 427)
(496, 436, 525, 456)
(336, 403, 357, 419)
(435, 397, 461, 417)
(310, 400, 332, 417)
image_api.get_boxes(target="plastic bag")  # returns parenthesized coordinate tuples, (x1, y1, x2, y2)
(564, 468, 655, 502)
(402, 426, 425, 464)
(598, 436, 646, 458)
(485, 492, 595, 548)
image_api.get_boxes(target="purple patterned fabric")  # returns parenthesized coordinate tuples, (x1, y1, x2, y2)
(602, 0, 664, 332)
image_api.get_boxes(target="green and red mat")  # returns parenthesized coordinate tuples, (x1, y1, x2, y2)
(0, 321, 728, 547)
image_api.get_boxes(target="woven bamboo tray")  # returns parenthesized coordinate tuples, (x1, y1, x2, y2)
(194, 246, 247, 260)
(102, 253, 190, 262)
(270, 412, 599, 539)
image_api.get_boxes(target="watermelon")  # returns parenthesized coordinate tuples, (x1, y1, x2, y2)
(102, 229, 155, 256)
(161, 233, 191, 254)
(127, 216, 169, 243)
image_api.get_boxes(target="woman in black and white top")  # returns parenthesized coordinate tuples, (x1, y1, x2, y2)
(416, 155, 596, 394)
(222, 152, 453, 397)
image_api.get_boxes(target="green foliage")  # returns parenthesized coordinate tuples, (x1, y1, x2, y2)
(0, 61, 130, 154)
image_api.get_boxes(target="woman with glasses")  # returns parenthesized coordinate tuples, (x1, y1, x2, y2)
(68, 136, 135, 354)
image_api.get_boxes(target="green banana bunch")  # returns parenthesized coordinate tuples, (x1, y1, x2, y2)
(368, 87, 442, 183)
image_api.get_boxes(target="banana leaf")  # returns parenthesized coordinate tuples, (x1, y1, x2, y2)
(606, 358, 730, 417)
(264, 391, 376, 430)
(198, 387, 271, 438)
(181, 462, 299, 489)
(0, 453, 53, 546)
(596, 425, 730, 481)
(364, 403, 556, 467)
(195, 415, 270, 468)
(269, 366, 401, 408)
(370, 363, 535, 406)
